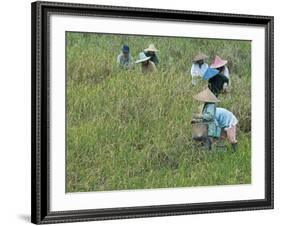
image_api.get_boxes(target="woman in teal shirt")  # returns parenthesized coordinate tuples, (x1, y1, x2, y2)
(192, 88, 239, 151)
(192, 88, 221, 150)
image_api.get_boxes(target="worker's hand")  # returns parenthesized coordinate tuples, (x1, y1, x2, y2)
(193, 113, 203, 119)
(191, 118, 203, 124)
(223, 82, 231, 93)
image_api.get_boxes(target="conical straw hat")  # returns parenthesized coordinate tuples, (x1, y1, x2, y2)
(193, 88, 220, 103)
(202, 68, 219, 80)
(144, 44, 159, 52)
(135, 52, 151, 63)
(210, 55, 228, 68)
(193, 52, 208, 62)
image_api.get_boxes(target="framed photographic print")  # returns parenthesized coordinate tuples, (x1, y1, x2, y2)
(31, 1, 274, 224)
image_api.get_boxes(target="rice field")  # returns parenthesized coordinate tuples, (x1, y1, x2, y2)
(66, 32, 251, 192)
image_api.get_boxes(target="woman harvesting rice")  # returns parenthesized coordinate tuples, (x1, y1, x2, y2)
(210, 55, 231, 86)
(190, 52, 209, 85)
(116, 45, 134, 69)
(192, 88, 221, 150)
(135, 52, 157, 74)
(144, 44, 159, 66)
(192, 88, 238, 151)
(215, 107, 238, 151)
(203, 67, 229, 97)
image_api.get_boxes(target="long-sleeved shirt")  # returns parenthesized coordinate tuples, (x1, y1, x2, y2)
(222, 66, 230, 79)
(215, 108, 238, 129)
(201, 103, 221, 137)
(117, 53, 133, 69)
(190, 63, 208, 85)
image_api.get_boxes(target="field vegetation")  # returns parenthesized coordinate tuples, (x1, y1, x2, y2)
(66, 32, 251, 192)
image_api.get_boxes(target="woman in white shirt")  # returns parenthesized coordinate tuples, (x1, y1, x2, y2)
(190, 53, 208, 85)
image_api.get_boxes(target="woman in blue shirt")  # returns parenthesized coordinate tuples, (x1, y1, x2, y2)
(192, 88, 238, 151)
(215, 108, 238, 151)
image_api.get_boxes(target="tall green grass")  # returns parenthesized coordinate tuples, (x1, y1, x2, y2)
(66, 32, 251, 192)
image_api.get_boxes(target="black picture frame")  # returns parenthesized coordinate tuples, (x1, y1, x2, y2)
(31, 1, 274, 224)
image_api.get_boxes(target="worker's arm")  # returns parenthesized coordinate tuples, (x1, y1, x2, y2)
(202, 104, 215, 121)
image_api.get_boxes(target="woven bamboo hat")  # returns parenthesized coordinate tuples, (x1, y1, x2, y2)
(193, 52, 208, 62)
(144, 44, 159, 52)
(135, 52, 151, 63)
(210, 55, 228, 68)
(193, 88, 220, 103)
